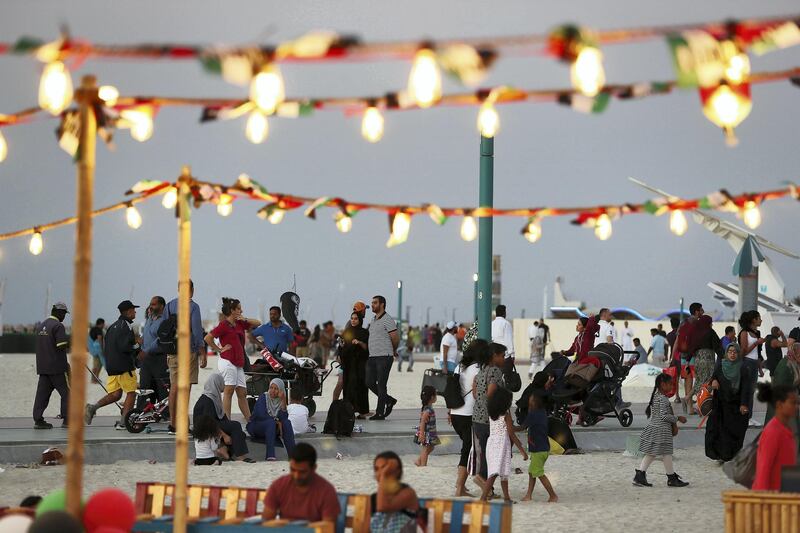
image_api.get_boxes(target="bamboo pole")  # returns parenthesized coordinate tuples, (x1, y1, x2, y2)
(65, 75, 98, 517)
(173, 166, 193, 533)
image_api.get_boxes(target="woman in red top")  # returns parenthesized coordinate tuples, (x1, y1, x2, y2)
(560, 315, 601, 368)
(752, 383, 798, 491)
(204, 298, 260, 421)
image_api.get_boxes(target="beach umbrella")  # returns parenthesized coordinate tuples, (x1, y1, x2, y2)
(732, 235, 765, 315)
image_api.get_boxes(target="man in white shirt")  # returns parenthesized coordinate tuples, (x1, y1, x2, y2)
(491, 305, 514, 358)
(620, 320, 635, 351)
(596, 308, 616, 345)
(440, 321, 459, 374)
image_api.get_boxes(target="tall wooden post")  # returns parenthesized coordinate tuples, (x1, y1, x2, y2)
(65, 75, 98, 517)
(173, 166, 193, 533)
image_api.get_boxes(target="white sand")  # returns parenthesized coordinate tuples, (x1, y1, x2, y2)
(0, 446, 735, 531)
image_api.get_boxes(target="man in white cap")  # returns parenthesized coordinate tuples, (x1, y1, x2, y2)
(440, 321, 459, 374)
(32, 302, 71, 429)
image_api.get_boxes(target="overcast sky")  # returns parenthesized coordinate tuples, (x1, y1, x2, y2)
(1, 0, 799, 328)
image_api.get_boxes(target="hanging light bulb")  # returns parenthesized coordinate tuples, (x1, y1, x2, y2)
(477, 102, 499, 138)
(161, 188, 178, 209)
(98, 85, 120, 107)
(522, 218, 542, 243)
(721, 40, 750, 85)
(335, 212, 353, 233)
(249, 64, 285, 114)
(121, 108, 154, 142)
(460, 216, 477, 242)
(594, 213, 613, 241)
(216, 194, 233, 217)
(570, 46, 605, 97)
(361, 106, 384, 143)
(126, 204, 142, 229)
(38, 61, 73, 115)
(245, 110, 269, 144)
(669, 210, 688, 236)
(0, 130, 7, 163)
(29, 231, 43, 256)
(387, 212, 411, 246)
(742, 201, 761, 229)
(702, 84, 752, 146)
(268, 208, 285, 224)
(407, 48, 441, 108)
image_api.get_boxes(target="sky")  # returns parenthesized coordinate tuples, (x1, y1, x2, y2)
(0, 1, 799, 328)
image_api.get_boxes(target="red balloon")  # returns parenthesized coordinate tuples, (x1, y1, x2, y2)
(82, 488, 136, 533)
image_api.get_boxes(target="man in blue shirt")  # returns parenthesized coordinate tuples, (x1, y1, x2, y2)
(252, 306, 295, 356)
(137, 296, 169, 409)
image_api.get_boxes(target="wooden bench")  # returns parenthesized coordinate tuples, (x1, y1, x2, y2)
(723, 490, 800, 533)
(420, 498, 512, 533)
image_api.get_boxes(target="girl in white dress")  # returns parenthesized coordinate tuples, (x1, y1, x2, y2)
(480, 387, 527, 502)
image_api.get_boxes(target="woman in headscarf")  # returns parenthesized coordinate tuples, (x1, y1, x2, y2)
(192, 373, 254, 462)
(704, 342, 753, 462)
(246, 378, 296, 461)
(340, 311, 370, 417)
(688, 315, 722, 407)
(764, 342, 800, 459)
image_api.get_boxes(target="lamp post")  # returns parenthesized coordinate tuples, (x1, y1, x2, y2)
(477, 135, 494, 339)
(473, 273, 478, 321)
(397, 280, 403, 326)
(426, 306, 431, 325)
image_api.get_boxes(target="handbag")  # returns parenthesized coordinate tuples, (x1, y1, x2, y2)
(422, 369, 447, 395)
(504, 363, 522, 393)
(564, 363, 599, 388)
(696, 382, 713, 416)
(723, 433, 761, 488)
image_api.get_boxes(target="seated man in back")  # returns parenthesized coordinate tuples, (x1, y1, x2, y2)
(262, 442, 340, 523)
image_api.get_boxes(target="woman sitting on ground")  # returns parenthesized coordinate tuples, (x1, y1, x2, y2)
(247, 378, 296, 461)
(371, 451, 420, 533)
(192, 373, 254, 462)
(752, 383, 798, 491)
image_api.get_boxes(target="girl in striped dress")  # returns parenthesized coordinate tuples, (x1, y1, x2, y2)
(633, 373, 689, 487)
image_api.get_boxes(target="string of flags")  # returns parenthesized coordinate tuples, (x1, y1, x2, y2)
(1, 172, 796, 254)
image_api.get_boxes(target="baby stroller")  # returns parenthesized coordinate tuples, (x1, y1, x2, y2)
(515, 353, 572, 425)
(550, 343, 635, 428)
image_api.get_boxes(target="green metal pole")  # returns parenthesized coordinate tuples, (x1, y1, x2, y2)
(477, 136, 494, 339)
(397, 280, 403, 326)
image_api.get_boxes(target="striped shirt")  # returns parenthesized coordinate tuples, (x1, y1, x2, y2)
(368, 312, 397, 357)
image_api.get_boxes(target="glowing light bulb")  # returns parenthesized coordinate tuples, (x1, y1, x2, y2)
(161, 188, 178, 209)
(98, 85, 120, 107)
(477, 102, 499, 138)
(121, 108, 154, 142)
(703, 85, 752, 146)
(473, 273, 478, 282)
(725, 53, 750, 84)
(523, 218, 542, 243)
(460, 216, 477, 242)
(570, 46, 605, 97)
(0, 130, 7, 163)
(407, 48, 441, 108)
(126, 205, 142, 229)
(361, 106, 384, 143)
(594, 214, 612, 241)
(268, 209, 285, 224)
(217, 194, 233, 217)
(245, 110, 269, 144)
(38, 61, 73, 115)
(335, 212, 352, 233)
(249, 65, 285, 114)
(669, 210, 688, 236)
(742, 201, 761, 229)
(387, 212, 411, 246)
(29, 232, 43, 255)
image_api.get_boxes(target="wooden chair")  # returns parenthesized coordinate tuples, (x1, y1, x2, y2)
(722, 490, 800, 533)
(421, 498, 512, 533)
(333, 493, 370, 533)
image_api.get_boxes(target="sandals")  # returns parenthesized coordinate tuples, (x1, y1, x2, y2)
(241, 457, 256, 463)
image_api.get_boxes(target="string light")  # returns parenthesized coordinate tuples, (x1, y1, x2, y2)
(245, 110, 269, 144)
(361, 106, 384, 143)
(120, 107, 154, 142)
(703, 84, 752, 146)
(29, 231, 43, 255)
(335, 212, 352, 233)
(669, 209, 688, 236)
(522, 217, 542, 243)
(161, 188, 178, 209)
(742, 201, 761, 229)
(387, 211, 411, 247)
(216, 194, 233, 217)
(38, 61, 73, 115)
(570, 46, 605, 97)
(267, 208, 285, 224)
(594, 213, 612, 240)
(0, 130, 7, 163)
(460, 215, 477, 241)
(721, 40, 750, 85)
(126, 204, 142, 229)
(407, 48, 441, 108)
(477, 102, 499, 138)
(98, 85, 120, 107)
(249, 64, 285, 114)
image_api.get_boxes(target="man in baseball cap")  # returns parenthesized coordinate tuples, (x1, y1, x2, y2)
(32, 302, 71, 429)
(353, 301, 367, 319)
(440, 321, 459, 373)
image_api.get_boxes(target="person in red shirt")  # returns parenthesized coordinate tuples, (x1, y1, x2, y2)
(262, 443, 341, 523)
(561, 315, 601, 368)
(204, 298, 260, 421)
(752, 383, 799, 491)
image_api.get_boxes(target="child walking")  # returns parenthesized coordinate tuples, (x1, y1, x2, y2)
(519, 393, 558, 502)
(481, 387, 528, 502)
(193, 415, 231, 465)
(415, 385, 440, 466)
(633, 373, 689, 487)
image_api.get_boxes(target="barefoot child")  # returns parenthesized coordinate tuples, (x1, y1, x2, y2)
(518, 393, 558, 502)
(481, 388, 528, 502)
(633, 373, 689, 487)
(193, 415, 231, 465)
(415, 385, 440, 466)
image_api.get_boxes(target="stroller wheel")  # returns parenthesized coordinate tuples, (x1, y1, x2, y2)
(618, 409, 633, 428)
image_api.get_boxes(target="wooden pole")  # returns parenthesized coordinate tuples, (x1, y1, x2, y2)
(65, 75, 98, 517)
(173, 166, 193, 533)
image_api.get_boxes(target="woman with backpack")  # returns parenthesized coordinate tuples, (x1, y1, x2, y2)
(468, 341, 506, 494)
(705, 342, 752, 462)
(687, 315, 722, 402)
(449, 340, 481, 496)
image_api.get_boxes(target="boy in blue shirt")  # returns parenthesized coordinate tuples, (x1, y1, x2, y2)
(518, 393, 558, 502)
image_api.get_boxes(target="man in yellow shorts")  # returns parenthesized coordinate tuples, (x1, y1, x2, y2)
(85, 300, 143, 430)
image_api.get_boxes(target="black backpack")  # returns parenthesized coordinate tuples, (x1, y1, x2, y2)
(157, 314, 178, 354)
(323, 399, 355, 438)
(444, 373, 466, 409)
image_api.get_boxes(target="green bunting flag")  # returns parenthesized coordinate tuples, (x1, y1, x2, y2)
(561, 92, 610, 114)
(666, 31, 725, 88)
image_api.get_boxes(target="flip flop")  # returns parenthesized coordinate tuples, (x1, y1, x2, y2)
(241, 457, 257, 463)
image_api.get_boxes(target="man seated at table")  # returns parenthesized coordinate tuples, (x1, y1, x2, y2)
(262, 442, 340, 523)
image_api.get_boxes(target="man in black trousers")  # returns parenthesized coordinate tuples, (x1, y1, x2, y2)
(32, 302, 71, 429)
